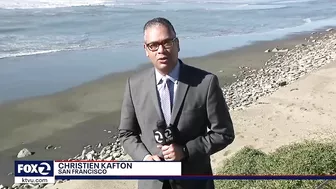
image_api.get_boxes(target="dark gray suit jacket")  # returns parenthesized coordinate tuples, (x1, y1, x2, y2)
(118, 60, 235, 189)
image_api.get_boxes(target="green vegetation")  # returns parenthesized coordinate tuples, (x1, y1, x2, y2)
(215, 141, 336, 189)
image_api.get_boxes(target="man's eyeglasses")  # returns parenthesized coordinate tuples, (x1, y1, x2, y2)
(145, 37, 177, 52)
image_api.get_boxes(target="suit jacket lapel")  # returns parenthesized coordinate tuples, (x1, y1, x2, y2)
(148, 68, 164, 121)
(147, 61, 190, 126)
(170, 61, 190, 126)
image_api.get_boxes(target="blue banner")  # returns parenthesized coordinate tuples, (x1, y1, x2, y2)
(15, 160, 54, 177)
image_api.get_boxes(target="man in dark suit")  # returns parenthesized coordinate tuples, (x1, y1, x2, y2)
(118, 17, 235, 189)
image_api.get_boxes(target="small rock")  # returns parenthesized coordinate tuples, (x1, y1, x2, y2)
(104, 156, 113, 161)
(264, 49, 271, 52)
(8, 172, 13, 175)
(84, 145, 92, 149)
(45, 145, 53, 150)
(17, 148, 32, 158)
(278, 81, 287, 87)
(0, 184, 4, 189)
(12, 183, 21, 188)
(271, 48, 279, 52)
(85, 150, 96, 160)
(105, 149, 111, 155)
(97, 143, 102, 148)
(326, 28, 333, 32)
(112, 152, 121, 159)
(44, 183, 55, 188)
(57, 180, 64, 184)
(277, 48, 289, 53)
(38, 183, 48, 188)
(100, 153, 110, 160)
(295, 44, 306, 48)
(26, 184, 39, 189)
(86, 153, 94, 160)
(300, 107, 308, 111)
(80, 149, 87, 159)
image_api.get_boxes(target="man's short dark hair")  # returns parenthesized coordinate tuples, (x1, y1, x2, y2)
(143, 17, 176, 36)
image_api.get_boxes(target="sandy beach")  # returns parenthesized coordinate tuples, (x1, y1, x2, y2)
(48, 61, 336, 189)
(1, 27, 335, 188)
(48, 29, 336, 189)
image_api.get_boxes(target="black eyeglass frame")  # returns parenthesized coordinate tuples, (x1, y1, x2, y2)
(145, 37, 178, 52)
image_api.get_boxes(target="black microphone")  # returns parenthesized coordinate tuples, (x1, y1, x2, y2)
(153, 120, 176, 145)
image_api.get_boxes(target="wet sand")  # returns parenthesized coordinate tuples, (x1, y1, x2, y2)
(0, 28, 327, 186)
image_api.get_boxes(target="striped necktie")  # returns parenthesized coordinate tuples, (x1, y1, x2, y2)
(159, 77, 174, 126)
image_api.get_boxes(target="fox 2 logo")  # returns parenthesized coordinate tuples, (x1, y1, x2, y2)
(15, 161, 54, 176)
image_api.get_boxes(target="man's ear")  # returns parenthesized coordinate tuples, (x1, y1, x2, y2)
(144, 44, 149, 57)
(176, 38, 180, 52)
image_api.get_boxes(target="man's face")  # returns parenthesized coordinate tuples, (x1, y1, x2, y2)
(144, 24, 180, 75)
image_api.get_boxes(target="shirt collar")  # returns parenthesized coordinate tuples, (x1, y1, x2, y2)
(155, 60, 180, 85)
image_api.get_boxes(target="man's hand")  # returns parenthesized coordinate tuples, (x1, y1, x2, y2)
(158, 144, 185, 161)
(143, 154, 161, 161)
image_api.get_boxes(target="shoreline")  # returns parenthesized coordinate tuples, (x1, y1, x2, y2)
(0, 27, 335, 187)
(1, 25, 336, 105)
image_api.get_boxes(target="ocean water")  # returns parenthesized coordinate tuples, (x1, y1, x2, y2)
(1, 0, 336, 103)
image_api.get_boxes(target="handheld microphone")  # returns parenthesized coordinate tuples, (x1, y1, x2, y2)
(153, 120, 176, 145)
